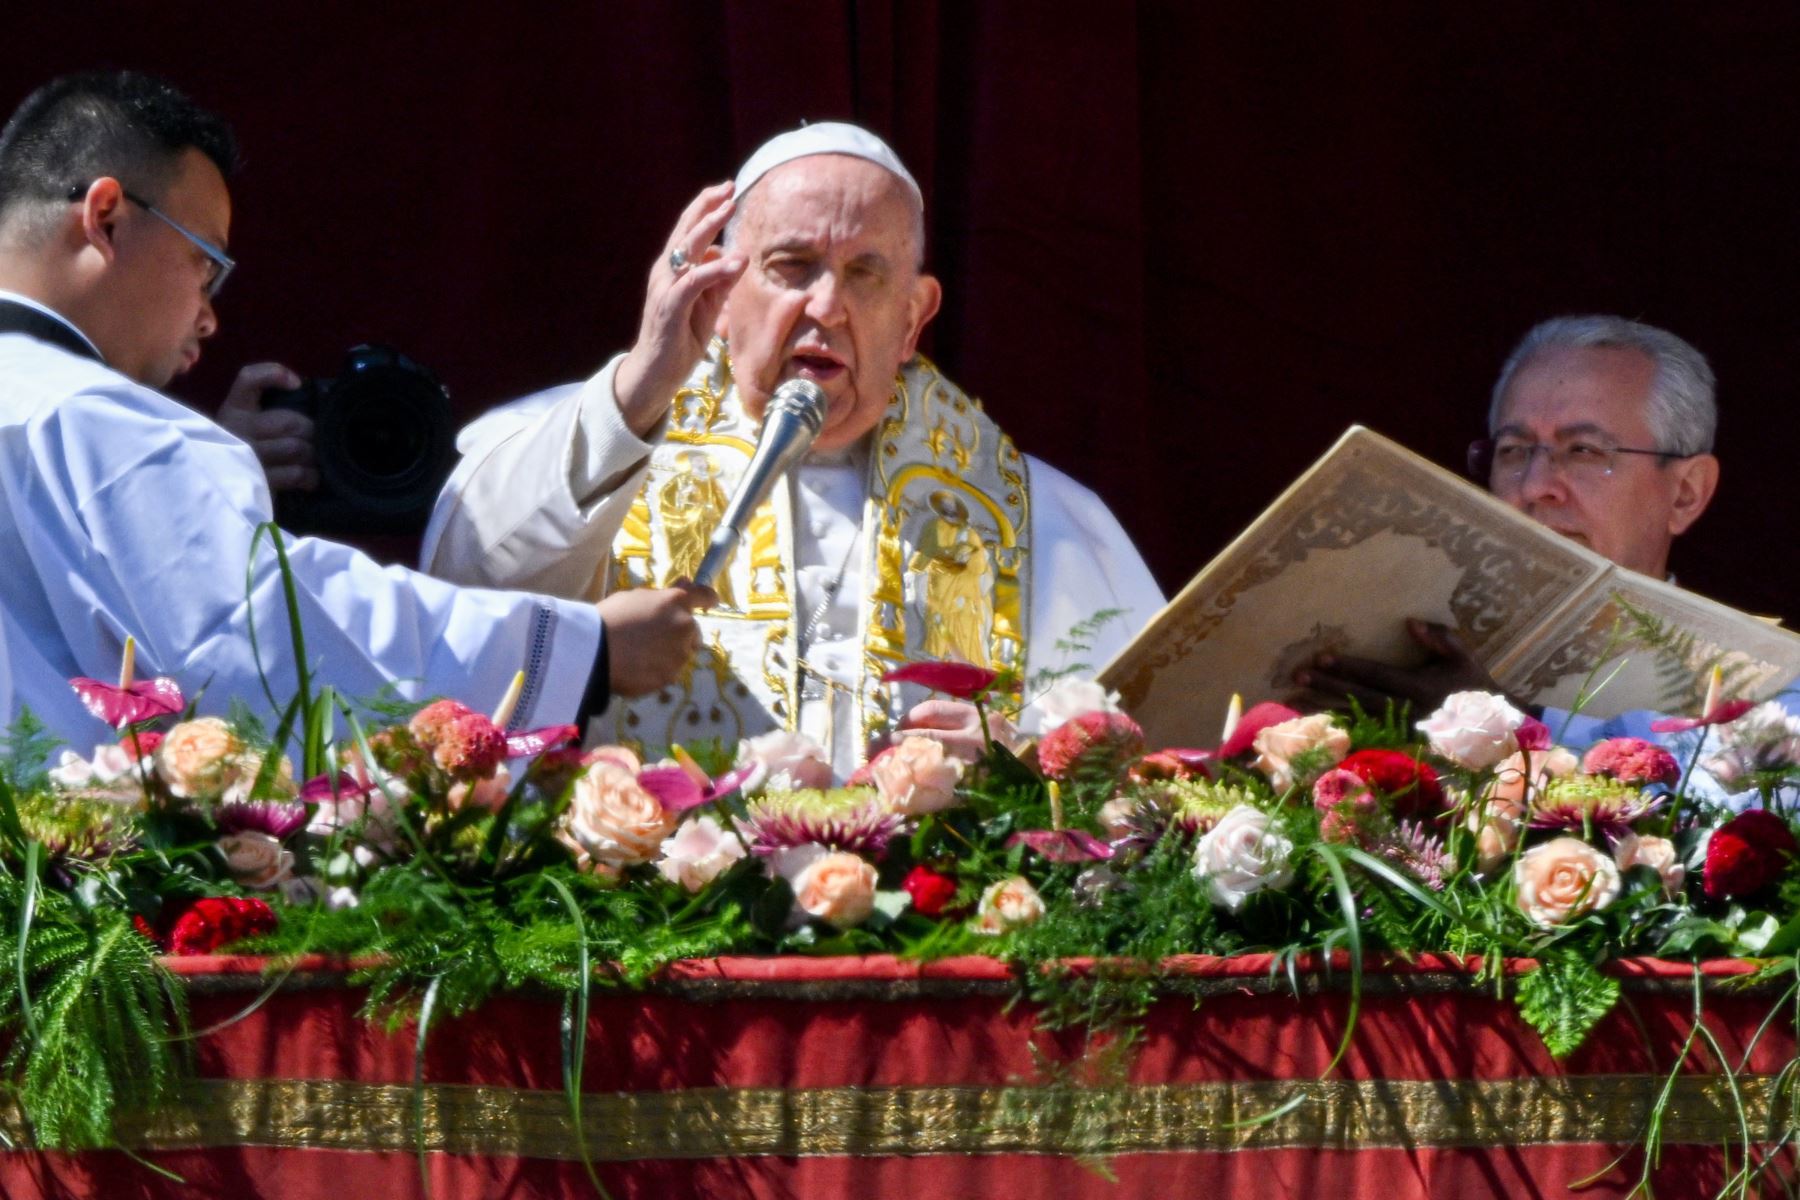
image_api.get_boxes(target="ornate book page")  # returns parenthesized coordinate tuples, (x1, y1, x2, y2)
(1100, 426, 1800, 747)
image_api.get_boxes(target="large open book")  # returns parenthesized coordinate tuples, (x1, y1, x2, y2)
(1099, 426, 1800, 748)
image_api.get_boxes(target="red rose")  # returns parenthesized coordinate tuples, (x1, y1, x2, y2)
(902, 865, 959, 917)
(163, 897, 279, 956)
(1037, 711, 1146, 784)
(1704, 810, 1799, 901)
(1338, 749, 1446, 819)
(119, 729, 164, 761)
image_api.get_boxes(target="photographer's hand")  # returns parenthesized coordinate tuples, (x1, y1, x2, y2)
(217, 362, 318, 493)
(596, 580, 719, 698)
(612, 183, 747, 438)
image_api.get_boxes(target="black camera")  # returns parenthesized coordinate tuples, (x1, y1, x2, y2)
(263, 344, 456, 536)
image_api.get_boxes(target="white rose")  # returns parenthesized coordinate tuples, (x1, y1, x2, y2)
(656, 815, 748, 893)
(1020, 677, 1123, 737)
(739, 730, 834, 791)
(1192, 804, 1295, 911)
(217, 832, 294, 890)
(1417, 691, 1527, 771)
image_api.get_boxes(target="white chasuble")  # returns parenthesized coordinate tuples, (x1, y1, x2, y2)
(603, 342, 1031, 764)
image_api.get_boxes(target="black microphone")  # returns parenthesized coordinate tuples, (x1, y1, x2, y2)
(693, 379, 828, 590)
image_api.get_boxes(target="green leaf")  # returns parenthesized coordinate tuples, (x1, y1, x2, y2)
(1515, 953, 1620, 1058)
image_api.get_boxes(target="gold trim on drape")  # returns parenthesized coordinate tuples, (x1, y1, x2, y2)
(5, 1074, 1783, 1160)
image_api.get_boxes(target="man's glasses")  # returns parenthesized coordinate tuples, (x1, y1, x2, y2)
(67, 181, 234, 298)
(1467, 437, 1692, 484)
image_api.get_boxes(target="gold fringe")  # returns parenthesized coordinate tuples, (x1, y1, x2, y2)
(4, 1074, 1785, 1161)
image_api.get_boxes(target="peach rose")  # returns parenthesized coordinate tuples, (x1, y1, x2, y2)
(1096, 796, 1139, 840)
(1474, 814, 1522, 875)
(775, 845, 878, 929)
(1514, 836, 1622, 927)
(1613, 832, 1685, 900)
(1484, 746, 1579, 818)
(872, 735, 965, 816)
(974, 876, 1047, 935)
(558, 760, 677, 868)
(217, 831, 294, 890)
(157, 718, 244, 801)
(220, 749, 297, 807)
(1251, 714, 1349, 792)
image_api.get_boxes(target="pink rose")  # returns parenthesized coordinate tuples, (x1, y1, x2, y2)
(558, 761, 677, 868)
(1613, 832, 1685, 899)
(974, 876, 1047, 935)
(1514, 836, 1622, 927)
(656, 815, 748, 893)
(739, 730, 834, 791)
(872, 735, 965, 816)
(1251, 714, 1349, 792)
(774, 845, 878, 929)
(157, 718, 244, 802)
(216, 831, 294, 890)
(1417, 692, 1528, 771)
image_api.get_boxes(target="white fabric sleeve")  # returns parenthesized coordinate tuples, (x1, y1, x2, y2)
(39, 391, 601, 729)
(1022, 456, 1166, 681)
(419, 354, 658, 599)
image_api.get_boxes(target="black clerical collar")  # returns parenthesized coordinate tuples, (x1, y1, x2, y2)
(0, 297, 103, 363)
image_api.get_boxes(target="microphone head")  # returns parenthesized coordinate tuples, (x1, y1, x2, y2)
(769, 378, 828, 435)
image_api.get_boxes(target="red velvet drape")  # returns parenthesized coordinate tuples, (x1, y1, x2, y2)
(5, 4, 1800, 613)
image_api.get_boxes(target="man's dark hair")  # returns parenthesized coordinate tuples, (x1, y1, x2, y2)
(0, 71, 236, 224)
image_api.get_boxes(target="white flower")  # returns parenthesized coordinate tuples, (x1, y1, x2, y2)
(1020, 678, 1122, 737)
(656, 815, 748, 893)
(49, 744, 139, 792)
(738, 730, 834, 791)
(1417, 691, 1527, 771)
(1192, 804, 1295, 911)
(1702, 700, 1800, 785)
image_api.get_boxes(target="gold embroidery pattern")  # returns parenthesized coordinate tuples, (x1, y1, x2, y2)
(16, 1074, 1779, 1161)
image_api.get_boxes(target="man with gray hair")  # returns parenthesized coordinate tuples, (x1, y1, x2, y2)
(1298, 313, 1722, 711)
(423, 122, 1163, 775)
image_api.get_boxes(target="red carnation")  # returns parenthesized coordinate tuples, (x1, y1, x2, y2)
(1037, 711, 1146, 784)
(162, 897, 279, 956)
(902, 865, 959, 917)
(1128, 749, 1214, 785)
(1338, 749, 1446, 820)
(1581, 737, 1681, 787)
(1704, 810, 1799, 901)
(409, 699, 475, 746)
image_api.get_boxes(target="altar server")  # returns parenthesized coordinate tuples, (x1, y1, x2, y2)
(423, 123, 1164, 773)
(0, 71, 705, 744)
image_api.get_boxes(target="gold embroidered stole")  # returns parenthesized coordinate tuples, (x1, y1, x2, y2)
(604, 343, 1030, 764)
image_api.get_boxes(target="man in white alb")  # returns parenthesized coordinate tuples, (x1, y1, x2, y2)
(422, 123, 1163, 774)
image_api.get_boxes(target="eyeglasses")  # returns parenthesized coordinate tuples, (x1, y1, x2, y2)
(67, 181, 235, 298)
(1467, 437, 1691, 484)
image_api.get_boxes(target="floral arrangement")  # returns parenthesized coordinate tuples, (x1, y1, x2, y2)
(8, 625, 1800, 1189)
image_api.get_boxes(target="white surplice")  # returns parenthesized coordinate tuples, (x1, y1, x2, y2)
(0, 303, 602, 747)
(422, 354, 1166, 772)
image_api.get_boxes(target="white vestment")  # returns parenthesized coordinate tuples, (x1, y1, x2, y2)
(422, 353, 1165, 771)
(0, 304, 601, 747)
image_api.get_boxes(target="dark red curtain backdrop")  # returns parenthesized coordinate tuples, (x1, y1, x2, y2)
(6, 4, 1800, 615)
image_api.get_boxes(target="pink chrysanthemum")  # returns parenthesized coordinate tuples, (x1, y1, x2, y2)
(740, 788, 903, 857)
(1038, 711, 1145, 784)
(1581, 738, 1681, 787)
(1528, 776, 1661, 839)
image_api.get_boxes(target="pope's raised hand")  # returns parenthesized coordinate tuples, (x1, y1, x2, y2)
(612, 182, 747, 438)
(596, 580, 719, 698)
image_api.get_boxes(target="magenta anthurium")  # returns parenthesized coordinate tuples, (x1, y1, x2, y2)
(503, 724, 580, 759)
(881, 661, 999, 701)
(1650, 699, 1755, 734)
(1008, 829, 1115, 863)
(637, 762, 758, 815)
(299, 771, 379, 802)
(69, 675, 184, 729)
